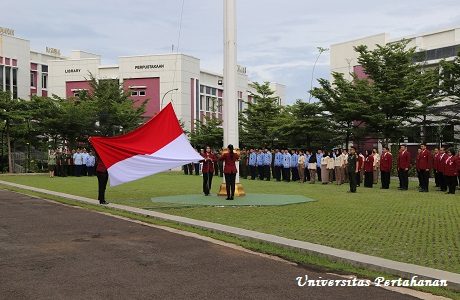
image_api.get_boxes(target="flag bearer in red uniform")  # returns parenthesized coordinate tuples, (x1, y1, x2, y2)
(438, 147, 448, 192)
(96, 154, 109, 205)
(219, 144, 239, 200)
(201, 146, 217, 196)
(433, 148, 440, 187)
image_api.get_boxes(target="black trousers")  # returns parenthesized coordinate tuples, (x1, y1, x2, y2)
(348, 171, 357, 192)
(202, 172, 213, 195)
(434, 170, 440, 187)
(97, 171, 108, 203)
(381, 171, 390, 189)
(257, 166, 265, 180)
(87, 166, 95, 176)
(419, 169, 429, 191)
(188, 164, 194, 175)
(417, 170, 421, 187)
(194, 163, 200, 175)
(75, 165, 82, 177)
(274, 166, 282, 181)
(446, 175, 457, 194)
(249, 166, 257, 179)
(364, 171, 373, 188)
(82, 165, 87, 176)
(439, 172, 447, 191)
(304, 167, 310, 182)
(317, 167, 322, 181)
(183, 165, 189, 175)
(398, 168, 409, 190)
(283, 167, 291, 182)
(291, 167, 299, 181)
(224, 173, 236, 198)
(264, 165, 271, 181)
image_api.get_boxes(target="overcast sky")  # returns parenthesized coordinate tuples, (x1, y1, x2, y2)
(3, 0, 460, 103)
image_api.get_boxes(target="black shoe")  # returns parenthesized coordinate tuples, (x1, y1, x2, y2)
(225, 197, 231, 200)
(230, 197, 234, 200)
(100, 201, 109, 205)
(204, 194, 209, 196)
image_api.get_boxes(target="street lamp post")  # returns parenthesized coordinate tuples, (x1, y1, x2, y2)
(160, 88, 179, 109)
(308, 46, 329, 103)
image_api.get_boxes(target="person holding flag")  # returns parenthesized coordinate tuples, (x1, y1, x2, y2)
(201, 146, 217, 196)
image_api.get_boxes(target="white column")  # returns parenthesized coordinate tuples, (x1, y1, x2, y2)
(223, 0, 239, 183)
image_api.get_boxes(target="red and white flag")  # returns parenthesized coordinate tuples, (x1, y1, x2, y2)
(89, 103, 202, 186)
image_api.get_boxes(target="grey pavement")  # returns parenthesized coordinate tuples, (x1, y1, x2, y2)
(0, 190, 418, 299)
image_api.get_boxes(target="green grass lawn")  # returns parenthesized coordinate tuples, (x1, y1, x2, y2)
(1, 172, 459, 274)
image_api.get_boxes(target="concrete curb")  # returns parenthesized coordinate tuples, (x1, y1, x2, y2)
(0, 179, 458, 291)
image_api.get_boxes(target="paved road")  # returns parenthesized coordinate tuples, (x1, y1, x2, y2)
(0, 190, 416, 299)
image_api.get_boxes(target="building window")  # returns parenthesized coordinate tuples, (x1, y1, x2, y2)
(5, 67, 11, 92)
(200, 95, 204, 110)
(200, 85, 204, 93)
(42, 73, 48, 89)
(12, 69, 17, 99)
(218, 98, 222, 113)
(42, 65, 48, 73)
(0, 66, 3, 91)
(131, 90, 138, 96)
(138, 90, 146, 96)
(206, 86, 211, 95)
(30, 72, 35, 87)
(73, 92, 80, 97)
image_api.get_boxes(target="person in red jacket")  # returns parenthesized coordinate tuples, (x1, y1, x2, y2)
(438, 147, 448, 192)
(95, 152, 109, 205)
(444, 149, 458, 194)
(380, 146, 393, 189)
(417, 143, 432, 192)
(433, 148, 440, 187)
(201, 146, 217, 196)
(219, 144, 240, 200)
(356, 152, 364, 187)
(363, 150, 374, 188)
(397, 144, 411, 191)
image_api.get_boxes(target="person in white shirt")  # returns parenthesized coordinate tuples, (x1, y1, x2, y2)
(81, 148, 90, 176)
(334, 150, 344, 185)
(73, 149, 84, 177)
(372, 148, 380, 184)
(326, 151, 335, 183)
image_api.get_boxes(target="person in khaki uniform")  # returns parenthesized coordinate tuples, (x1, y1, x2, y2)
(297, 150, 306, 183)
(334, 149, 344, 185)
(326, 151, 335, 183)
(308, 153, 317, 183)
(320, 151, 329, 184)
(372, 148, 380, 184)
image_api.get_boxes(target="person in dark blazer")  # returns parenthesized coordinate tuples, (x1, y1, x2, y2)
(219, 144, 240, 200)
(397, 144, 411, 190)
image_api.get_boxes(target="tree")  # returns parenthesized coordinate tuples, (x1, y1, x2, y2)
(189, 116, 223, 149)
(82, 75, 147, 137)
(239, 82, 281, 148)
(354, 41, 419, 143)
(311, 72, 373, 147)
(273, 100, 340, 149)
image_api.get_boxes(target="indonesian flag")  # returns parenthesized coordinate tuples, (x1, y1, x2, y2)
(89, 103, 202, 186)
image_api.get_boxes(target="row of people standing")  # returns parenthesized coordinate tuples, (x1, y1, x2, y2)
(47, 148, 96, 177)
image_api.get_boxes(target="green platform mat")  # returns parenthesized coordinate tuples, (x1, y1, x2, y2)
(150, 194, 315, 206)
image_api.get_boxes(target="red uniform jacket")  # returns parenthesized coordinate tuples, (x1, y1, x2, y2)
(416, 149, 432, 170)
(364, 155, 374, 172)
(358, 154, 364, 170)
(438, 153, 448, 173)
(201, 152, 217, 174)
(219, 152, 240, 174)
(433, 153, 440, 171)
(397, 150, 411, 170)
(96, 159, 107, 173)
(444, 155, 458, 176)
(380, 152, 393, 172)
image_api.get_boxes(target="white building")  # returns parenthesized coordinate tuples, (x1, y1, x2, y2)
(0, 27, 286, 131)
